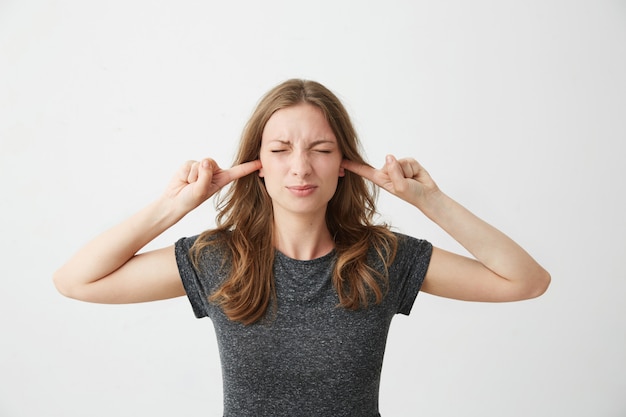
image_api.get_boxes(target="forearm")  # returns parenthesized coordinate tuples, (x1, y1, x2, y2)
(53, 198, 183, 293)
(342, 155, 550, 300)
(418, 191, 548, 284)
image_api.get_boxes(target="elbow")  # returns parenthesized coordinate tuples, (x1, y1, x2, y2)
(52, 269, 81, 300)
(522, 268, 551, 300)
(52, 270, 71, 298)
(53, 269, 108, 303)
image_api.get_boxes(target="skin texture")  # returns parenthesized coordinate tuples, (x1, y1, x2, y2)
(53, 104, 549, 305)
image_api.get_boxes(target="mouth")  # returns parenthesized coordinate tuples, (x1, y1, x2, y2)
(287, 185, 316, 191)
(286, 184, 317, 196)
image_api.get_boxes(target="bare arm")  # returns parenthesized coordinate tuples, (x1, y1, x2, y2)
(53, 158, 262, 304)
(342, 155, 550, 302)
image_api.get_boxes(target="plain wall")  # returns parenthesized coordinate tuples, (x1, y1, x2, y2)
(1, 1, 625, 416)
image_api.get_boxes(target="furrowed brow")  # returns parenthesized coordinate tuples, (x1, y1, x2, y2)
(309, 140, 336, 147)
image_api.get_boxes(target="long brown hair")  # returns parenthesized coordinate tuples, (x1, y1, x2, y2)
(190, 79, 397, 325)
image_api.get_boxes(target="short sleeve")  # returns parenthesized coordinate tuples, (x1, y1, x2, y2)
(392, 234, 433, 315)
(175, 236, 209, 319)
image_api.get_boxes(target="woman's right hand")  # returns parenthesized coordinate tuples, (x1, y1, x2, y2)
(53, 158, 262, 304)
(163, 159, 262, 215)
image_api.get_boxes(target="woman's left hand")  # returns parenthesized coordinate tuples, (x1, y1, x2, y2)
(341, 155, 439, 208)
(344, 154, 551, 302)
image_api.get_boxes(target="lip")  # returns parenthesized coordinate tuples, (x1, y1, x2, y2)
(286, 184, 317, 196)
(287, 185, 316, 190)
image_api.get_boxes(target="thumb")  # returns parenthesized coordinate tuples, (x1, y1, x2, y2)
(386, 154, 404, 182)
(385, 155, 409, 194)
(195, 159, 216, 197)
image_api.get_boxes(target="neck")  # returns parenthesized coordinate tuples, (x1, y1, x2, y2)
(272, 211, 334, 260)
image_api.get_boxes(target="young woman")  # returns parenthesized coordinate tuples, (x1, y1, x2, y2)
(53, 79, 550, 416)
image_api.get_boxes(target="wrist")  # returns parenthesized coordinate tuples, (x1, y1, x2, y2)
(414, 188, 450, 213)
(144, 197, 186, 230)
(415, 189, 451, 220)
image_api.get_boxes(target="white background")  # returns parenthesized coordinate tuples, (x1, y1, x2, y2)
(1, 1, 625, 416)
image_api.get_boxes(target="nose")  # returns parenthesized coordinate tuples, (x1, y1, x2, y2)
(289, 150, 312, 177)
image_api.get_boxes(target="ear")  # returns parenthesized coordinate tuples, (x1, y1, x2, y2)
(338, 165, 345, 177)
(258, 167, 265, 178)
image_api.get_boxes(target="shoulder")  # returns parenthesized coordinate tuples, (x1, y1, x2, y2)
(175, 234, 199, 252)
(387, 231, 433, 272)
(175, 231, 232, 273)
(176, 229, 230, 255)
(363, 230, 432, 271)
(393, 232, 432, 255)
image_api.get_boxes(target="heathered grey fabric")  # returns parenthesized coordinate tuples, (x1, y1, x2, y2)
(175, 232, 432, 417)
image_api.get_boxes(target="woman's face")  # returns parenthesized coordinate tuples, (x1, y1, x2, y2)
(259, 102, 345, 219)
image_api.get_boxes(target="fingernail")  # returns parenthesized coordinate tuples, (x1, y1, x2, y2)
(386, 155, 394, 164)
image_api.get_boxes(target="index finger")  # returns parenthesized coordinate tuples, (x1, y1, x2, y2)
(225, 159, 262, 181)
(341, 159, 377, 182)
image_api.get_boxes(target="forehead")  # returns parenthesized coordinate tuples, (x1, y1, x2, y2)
(262, 102, 336, 144)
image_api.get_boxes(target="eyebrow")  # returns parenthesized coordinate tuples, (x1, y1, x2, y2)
(269, 139, 337, 147)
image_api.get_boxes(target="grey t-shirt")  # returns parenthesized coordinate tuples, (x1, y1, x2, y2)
(175, 232, 432, 417)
